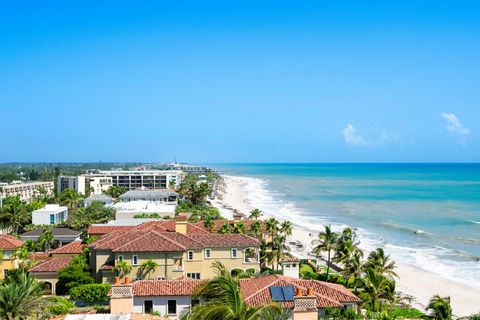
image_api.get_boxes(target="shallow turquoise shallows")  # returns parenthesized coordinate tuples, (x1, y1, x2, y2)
(211, 163, 480, 289)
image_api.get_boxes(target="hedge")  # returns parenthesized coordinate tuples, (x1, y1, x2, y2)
(69, 283, 111, 303)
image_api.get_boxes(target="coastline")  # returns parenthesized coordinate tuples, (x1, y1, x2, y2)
(211, 175, 480, 317)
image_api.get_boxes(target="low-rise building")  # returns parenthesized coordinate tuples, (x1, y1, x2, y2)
(0, 181, 54, 202)
(83, 194, 114, 207)
(0, 234, 24, 279)
(32, 204, 68, 225)
(88, 218, 260, 283)
(119, 189, 178, 203)
(20, 228, 82, 246)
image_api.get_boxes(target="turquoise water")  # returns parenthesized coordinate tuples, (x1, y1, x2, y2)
(211, 163, 480, 289)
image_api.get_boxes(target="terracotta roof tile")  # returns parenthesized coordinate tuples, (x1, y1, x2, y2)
(187, 233, 259, 247)
(132, 279, 203, 296)
(51, 241, 85, 255)
(113, 232, 187, 253)
(0, 234, 24, 250)
(87, 225, 132, 236)
(29, 256, 73, 273)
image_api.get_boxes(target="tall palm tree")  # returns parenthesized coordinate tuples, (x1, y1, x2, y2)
(59, 189, 83, 209)
(249, 209, 262, 220)
(250, 221, 262, 238)
(334, 227, 362, 264)
(219, 223, 233, 234)
(425, 295, 452, 320)
(312, 225, 338, 279)
(274, 235, 290, 272)
(359, 268, 393, 312)
(265, 218, 279, 242)
(38, 229, 56, 252)
(140, 259, 158, 279)
(367, 248, 398, 279)
(182, 261, 284, 320)
(234, 221, 246, 234)
(0, 271, 52, 319)
(0, 197, 30, 235)
(341, 252, 364, 294)
(280, 221, 293, 237)
(114, 260, 132, 280)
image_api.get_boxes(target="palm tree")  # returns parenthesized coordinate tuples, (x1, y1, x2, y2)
(234, 221, 246, 234)
(140, 259, 158, 279)
(335, 227, 362, 264)
(265, 217, 279, 243)
(249, 209, 262, 220)
(59, 189, 83, 209)
(219, 223, 233, 234)
(359, 268, 393, 312)
(0, 271, 51, 319)
(312, 225, 338, 279)
(0, 196, 30, 234)
(367, 248, 398, 279)
(114, 260, 132, 280)
(275, 235, 290, 272)
(38, 228, 56, 252)
(182, 261, 284, 320)
(250, 221, 262, 238)
(341, 251, 364, 294)
(280, 221, 293, 237)
(425, 295, 452, 320)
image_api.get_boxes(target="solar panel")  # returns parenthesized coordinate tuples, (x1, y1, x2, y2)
(270, 286, 285, 301)
(282, 286, 295, 301)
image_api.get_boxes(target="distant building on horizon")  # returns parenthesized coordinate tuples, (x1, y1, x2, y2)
(57, 170, 183, 195)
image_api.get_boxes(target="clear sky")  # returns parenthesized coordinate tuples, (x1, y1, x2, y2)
(0, 1, 479, 163)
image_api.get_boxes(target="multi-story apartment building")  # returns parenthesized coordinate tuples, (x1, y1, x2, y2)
(87, 218, 260, 283)
(0, 181, 54, 202)
(58, 170, 182, 195)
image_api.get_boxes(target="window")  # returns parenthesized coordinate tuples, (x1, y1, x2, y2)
(174, 258, 183, 271)
(4, 250, 11, 259)
(167, 300, 177, 315)
(292, 263, 297, 268)
(204, 248, 211, 258)
(117, 255, 124, 262)
(132, 255, 138, 265)
(186, 272, 201, 280)
(187, 251, 193, 261)
(144, 300, 153, 314)
(231, 248, 237, 258)
(50, 214, 55, 224)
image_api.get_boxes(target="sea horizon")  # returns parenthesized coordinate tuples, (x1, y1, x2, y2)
(210, 163, 480, 291)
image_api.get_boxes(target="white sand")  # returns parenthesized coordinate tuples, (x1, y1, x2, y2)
(211, 175, 480, 317)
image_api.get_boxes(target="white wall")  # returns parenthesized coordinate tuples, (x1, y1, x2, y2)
(133, 296, 191, 319)
(32, 206, 68, 225)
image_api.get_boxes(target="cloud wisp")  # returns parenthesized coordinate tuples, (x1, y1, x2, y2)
(441, 113, 470, 145)
(342, 124, 398, 147)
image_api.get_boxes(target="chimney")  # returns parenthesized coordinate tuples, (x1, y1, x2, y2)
(292, 287, 318, 320)
(110, 277, 134, 314)
(175, 215, 188, 234)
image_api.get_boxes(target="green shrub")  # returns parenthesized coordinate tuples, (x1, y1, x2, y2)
(69, 284, 111, 303)
(48, 297, 75, 315)
(470, 314, 480, 320)
(389, 307, 425, 319)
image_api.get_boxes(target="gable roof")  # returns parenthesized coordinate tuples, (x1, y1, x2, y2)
(239, 275, 361, 309)
(51, 241, 85, 255)
(0, 234, 24, 250)
(29, 256, 73, 273)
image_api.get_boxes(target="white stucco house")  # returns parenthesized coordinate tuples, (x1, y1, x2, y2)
(32, 204, 68, 225)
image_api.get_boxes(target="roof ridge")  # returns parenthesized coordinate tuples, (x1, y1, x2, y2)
(242, 275, 281, 301)
(113, 231, 161, 251)
(154, 231, 189, 250)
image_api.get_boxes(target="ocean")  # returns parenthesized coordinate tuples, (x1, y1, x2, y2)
(211, 163, 480, 290)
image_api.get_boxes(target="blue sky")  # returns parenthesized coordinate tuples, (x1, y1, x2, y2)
(0, 0, 479, 163)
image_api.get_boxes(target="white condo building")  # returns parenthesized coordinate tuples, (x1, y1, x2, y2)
(32, 204, 68, 225)
(58, 170, 183, 195)
(0, 181, 54, 202)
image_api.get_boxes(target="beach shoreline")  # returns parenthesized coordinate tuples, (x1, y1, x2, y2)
(211, 175, 480, 317)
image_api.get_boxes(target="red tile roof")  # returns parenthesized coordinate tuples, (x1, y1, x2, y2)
(29, 256, 73, 273)
(0, 234, 24, 250)
(87, 225, 132, 236)
(194, 219, 266, 233)
(283, 257, 300, 263)
(51, 241, 85, 255)
(31, 252, 50, 261)
(239, 275, 361, 309)
(89, 221, 260, 253)
(132, 278, 203, 296)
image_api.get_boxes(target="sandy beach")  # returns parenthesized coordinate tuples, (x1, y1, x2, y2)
(211, 175, 480, 317)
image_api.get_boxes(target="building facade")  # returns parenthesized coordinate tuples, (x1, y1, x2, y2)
(0, 181, 54, 202)
(0, 235, 24, 280)
(32, 204, 68, 225)
(58, 170, 183, 195)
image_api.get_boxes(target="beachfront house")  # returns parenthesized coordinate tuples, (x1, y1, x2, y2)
(88, 217, 261, 283)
